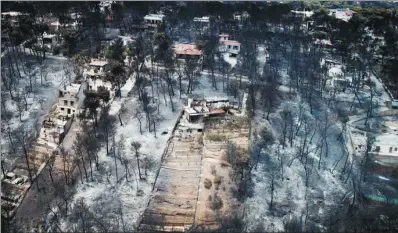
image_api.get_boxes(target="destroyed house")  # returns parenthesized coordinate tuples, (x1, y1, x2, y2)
(37, 32, 59, 51)
(84, 59, 113, 93)
(183, 97, 230, 123)
(57, 84, 86, 118)
(40, 117, 72, 144)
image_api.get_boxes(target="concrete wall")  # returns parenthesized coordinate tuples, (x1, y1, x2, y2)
(87, 77, 113, 92)
(59, 116, 74, 144)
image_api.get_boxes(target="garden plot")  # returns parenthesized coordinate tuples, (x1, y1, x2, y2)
(195, 117, 250, 229)
(139, 130, 203, 232)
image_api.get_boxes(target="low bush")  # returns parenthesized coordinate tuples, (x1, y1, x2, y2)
(214, 175, 223, 190)
(211, 165, 217, 175)
(210, 193, 223, 210)
(204, 178, 212, 189)
(197, 134, 204, 145)
(214, 175, 223, 185)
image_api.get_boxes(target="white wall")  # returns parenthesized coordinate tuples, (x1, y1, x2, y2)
(373, 144, 398, 157)
(57, 83, 87, 118)
(87, 77, 113, 92)
(226, 44, 240, 54)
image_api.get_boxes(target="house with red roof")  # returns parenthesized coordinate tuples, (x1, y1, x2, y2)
(219, 34, 241, 57)
(173, 43, 203, 68)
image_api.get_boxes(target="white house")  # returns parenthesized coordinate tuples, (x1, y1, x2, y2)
(291, 10, 314, 18)
(48, 20, 78, 31)
(219, 34, 241, 57)
(84, 59, 113, 93)
(115, 35, 135, 46)
(1, 11, 28, 27)
(370, 134, 398, 157)
(233, 11, 250, 22)
(329, 8, 357, 22)
(224, 41, 241, 55)
(193, 16, 210, 26)
(38, 32, 59, 51)
(392, 100, 398, 109)
(144, 14, 165, 25)
(57, 83, 87, 118)
(219, 34, 230, 42)
(85, 59, 110, 78)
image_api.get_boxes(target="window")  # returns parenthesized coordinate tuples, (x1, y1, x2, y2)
(61, 107, 65, 111)
(228, 45, 231, 49)
(70, 101, 74, 106)
(390, 147, 393, 153)
(233, 45, 239, 50)
(67, 108, 71, 114)
(89, 85, 92, 90)
(64, 100, 67, 105)
(395, 147, 397, 152)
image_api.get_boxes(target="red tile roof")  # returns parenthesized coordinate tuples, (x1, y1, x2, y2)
(209, 108, 225, 114)
(221, 40, 241, 46)
(174, 44, 203, 56)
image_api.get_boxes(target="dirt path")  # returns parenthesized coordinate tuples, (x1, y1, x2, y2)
(138, 130, 203, 232)
(138, 116, 250, 232)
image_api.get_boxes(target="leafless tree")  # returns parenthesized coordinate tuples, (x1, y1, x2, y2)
(131, 141, 142, 180)
(112, 135, 119, 183)
(73, 134, 89, 182)
(134, 106, 144, 135)
(39, 62, 49, 85)
(68, 198, 94, 232)
(184, 58, 201, 94)
(63, 58, 74, 84)
(59, 146, 71, 185)
(280, 108, 293, 149)
(13, 125, 35, 184)
(142, 155, 156, 177)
